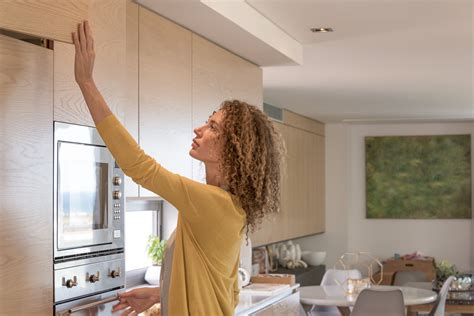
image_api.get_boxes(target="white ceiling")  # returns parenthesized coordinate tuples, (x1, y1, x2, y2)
(137, 0, 474, 123)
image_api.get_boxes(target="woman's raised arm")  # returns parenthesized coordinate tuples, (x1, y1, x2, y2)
(72, 21, 112, 124)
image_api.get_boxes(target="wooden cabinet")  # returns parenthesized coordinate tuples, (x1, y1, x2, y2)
(54, 0, 127, 127)
(191, 34, 263, 181)
(138, 7, 193, 197)
(0, 0, 89, 43)
(251, 114, 325, 246)
(124, 0, 139, 197)
(0, 35, 53, 315)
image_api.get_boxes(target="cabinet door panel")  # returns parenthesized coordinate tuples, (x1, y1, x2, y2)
(0, 34, 53, 315)
(139, 7, 192, 197)
(124, 0, 139, 197)
(0, 0, 89, 43)
(251, 122, 325, 246)
(192, 33, 262, 181)
(54, 0, 127, 127)
(250, 122, 290, 245)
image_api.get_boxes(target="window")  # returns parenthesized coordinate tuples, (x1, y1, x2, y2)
(125, 198, 163, 287)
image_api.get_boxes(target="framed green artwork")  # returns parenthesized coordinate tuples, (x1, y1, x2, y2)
(365, 134, 471, 219)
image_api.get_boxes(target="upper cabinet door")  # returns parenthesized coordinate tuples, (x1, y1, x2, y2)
(191, 34, 263, 182)
(54, 0, 127, 127)
(139, 7, 192, 197)
(0, 0, 89, 43)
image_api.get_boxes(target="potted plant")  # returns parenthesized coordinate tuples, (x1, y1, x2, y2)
(144, 235, 167, 285)
(434, 260, 458, 289)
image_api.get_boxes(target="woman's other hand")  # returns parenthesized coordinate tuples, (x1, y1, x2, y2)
(72, 21, 95, 86)
(112, 287, 161, 315)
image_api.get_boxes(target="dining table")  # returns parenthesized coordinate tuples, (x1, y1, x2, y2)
(298, 285, 437, 316)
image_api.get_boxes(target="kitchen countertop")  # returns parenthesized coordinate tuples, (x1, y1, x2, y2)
(129, 283, 300, 315)
(235, 284, 300, 316)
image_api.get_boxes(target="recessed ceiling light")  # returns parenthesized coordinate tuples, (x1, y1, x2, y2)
(311, 27, 334, 33)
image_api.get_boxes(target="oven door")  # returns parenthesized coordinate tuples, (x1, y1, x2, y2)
(56, 140, 114, 251)
(55, 289, 121, 316)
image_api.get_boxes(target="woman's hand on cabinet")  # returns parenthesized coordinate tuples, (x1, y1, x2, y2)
(72, 20, 95, 87)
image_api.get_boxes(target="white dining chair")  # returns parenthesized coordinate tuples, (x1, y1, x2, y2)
(306, 269, 362, 316)
(428, 276, 455, 316)
(351, 288, 405, 316)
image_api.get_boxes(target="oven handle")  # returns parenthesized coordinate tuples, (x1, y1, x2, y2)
(65, 294, 119, 315)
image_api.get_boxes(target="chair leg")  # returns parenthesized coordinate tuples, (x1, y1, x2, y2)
(301, 304, 315, 316)
(337, 307, 351, 316)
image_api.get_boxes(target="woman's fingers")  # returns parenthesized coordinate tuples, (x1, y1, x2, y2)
(78, 21, 87, 53)
(112, 303, 128, 311)
(118, 290, 139, 299)
(72, 31, 80, 52)
(84, 20, 94, 52)
(119, 307, 134, 316)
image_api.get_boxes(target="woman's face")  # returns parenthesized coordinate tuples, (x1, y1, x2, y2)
(189, 110, 225, 163)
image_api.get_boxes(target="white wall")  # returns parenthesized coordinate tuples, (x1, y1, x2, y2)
(299, 121, 473, 271)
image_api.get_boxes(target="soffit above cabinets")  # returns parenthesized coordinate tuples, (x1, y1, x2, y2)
(135, 0, 303, 66)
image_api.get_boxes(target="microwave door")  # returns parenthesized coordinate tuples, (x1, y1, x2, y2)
(57, 141, 113, 250)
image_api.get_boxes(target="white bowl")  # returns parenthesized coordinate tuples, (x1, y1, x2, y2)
(301, 251, 327, 266)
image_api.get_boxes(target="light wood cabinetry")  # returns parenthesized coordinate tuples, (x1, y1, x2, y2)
(54, 0, 127, 127)
(251, 116, 325, 246)
(0, 35, 53, 315)
(191, 33, 263, 181)
(124, 0, 139, 197)
(0, 0, 89, 43)
(138, 7, 193, 196)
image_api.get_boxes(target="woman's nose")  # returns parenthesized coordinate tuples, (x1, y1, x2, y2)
(194, 126, 202, 136)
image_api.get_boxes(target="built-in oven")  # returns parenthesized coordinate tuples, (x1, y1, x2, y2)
(54, 121, 125, 258)
(53, 122, 126, 313)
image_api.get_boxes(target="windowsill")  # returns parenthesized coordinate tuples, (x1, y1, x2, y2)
(126, 267, 148, 289)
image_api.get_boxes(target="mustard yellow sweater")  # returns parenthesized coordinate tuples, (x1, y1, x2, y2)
(96, 115, 246, 315)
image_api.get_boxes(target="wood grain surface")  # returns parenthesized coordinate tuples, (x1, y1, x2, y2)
(53, 0, 126, 127)
(0, 0, 89, 43)
(251, 121, 325, 246)
(0, 34, 53, 315)
(191, 33, 263, 182)
(138, 7, 193, 198)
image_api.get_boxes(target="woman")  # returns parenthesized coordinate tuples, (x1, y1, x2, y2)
(73, 21, 284, 316)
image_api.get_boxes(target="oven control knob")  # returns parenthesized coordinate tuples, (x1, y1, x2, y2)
(113, 177, 122, 186)
(110, 269, 121, 278)
(113, 191, 122, 200)
(88, 272, 100, 283)
(63, 276, 78, 288)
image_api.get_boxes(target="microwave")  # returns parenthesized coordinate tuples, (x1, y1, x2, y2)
(53, 121, 125, 259)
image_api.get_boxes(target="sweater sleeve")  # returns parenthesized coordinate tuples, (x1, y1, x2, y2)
(96, 114, 190, 211)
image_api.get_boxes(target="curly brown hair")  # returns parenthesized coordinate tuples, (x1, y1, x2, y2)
(219, 100, 285, 233)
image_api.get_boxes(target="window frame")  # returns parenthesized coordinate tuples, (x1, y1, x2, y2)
(124, 198, 163, 288)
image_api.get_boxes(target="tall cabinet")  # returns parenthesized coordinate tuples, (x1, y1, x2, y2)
(0, 35, 53, 315)
(251, 111, 325, 246)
